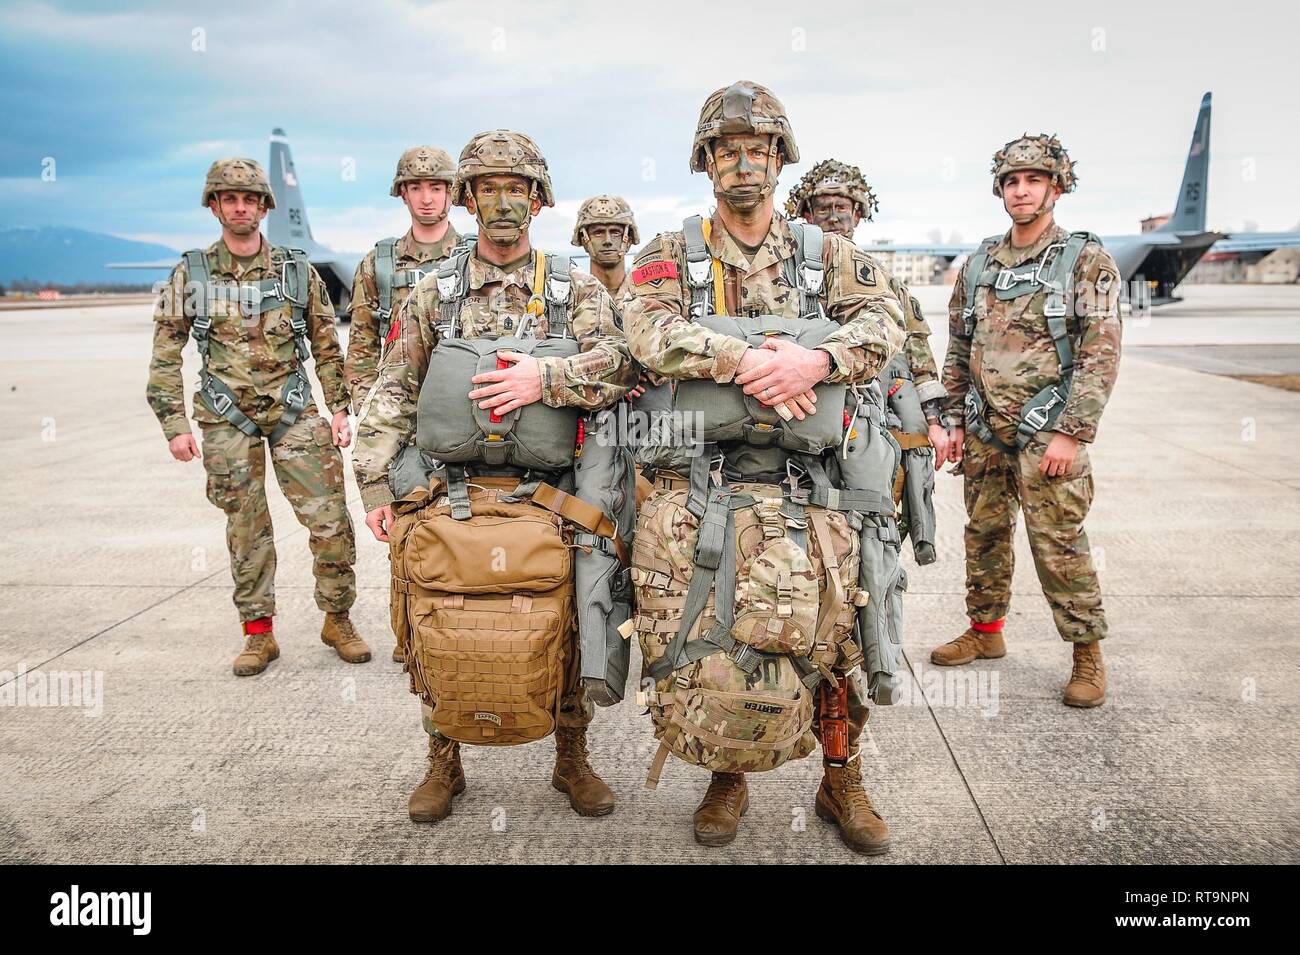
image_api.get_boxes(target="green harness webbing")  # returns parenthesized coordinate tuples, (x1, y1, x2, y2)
(434, 246, 572, 339)
(374, 237, 442, 344)
(680, 215, 824, 319)
(184, 247, 312, 447)
(960, 231, 1094, 454)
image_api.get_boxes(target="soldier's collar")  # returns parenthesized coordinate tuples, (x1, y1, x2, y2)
(211, 235, 271, 277)
(467, 248, 533, 290)
(397, 224, 460, 264)
(989, 223, 1068, 268)
(709, 210, 793, 273)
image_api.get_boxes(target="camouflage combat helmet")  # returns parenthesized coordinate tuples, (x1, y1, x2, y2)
(390, 146, 456, 196)
(570, 195, 640, 247)
(785, 159, 879, 221)
(991, 133, 1077, 196)
(451, 130, 555, 208)
(690, 80, 799, 173)
(201, 158, 275, 208)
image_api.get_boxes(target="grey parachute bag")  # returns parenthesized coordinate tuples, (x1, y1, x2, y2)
(836, 380, 907, 704)
(573, 409, 637, 705)
(885, 357, 938, 565)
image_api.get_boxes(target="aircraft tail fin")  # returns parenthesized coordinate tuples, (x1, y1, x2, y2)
(267, 128, 320, 252)
(1164, 92, 1211, 233)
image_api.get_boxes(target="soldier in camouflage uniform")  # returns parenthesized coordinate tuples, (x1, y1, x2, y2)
(571, 195, 640, 303)
(353, 130, 636, 823)
(147, 158, 370, 676)
(932, 134, 1121, 708)
(346, 146, 462, 662)
(624, 81, 906, 852)
(786, 159, 950, 455)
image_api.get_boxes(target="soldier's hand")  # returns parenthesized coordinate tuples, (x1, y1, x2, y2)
(625, 371, 650, 401)
(365, 504, 394, 543)
(468, 351, 543, 414)
(1039, 432, 1080, 477)
(784, 390, 817, 421)
(331, 410, 352, 449)
(734, 338, 831, 407)
(168, 434, 200, 462)
(948, 427, 965, 466)
(929, 423, 950, 469)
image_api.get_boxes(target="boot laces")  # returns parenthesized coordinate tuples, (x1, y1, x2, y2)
(1072, 645, 1102, 686)
(557, 729, 597, 779)
(832, 756, 881, 818)
(423, 741, 459, 785)
(330, 615, 364, 647)
(701, 773, 745, 813)
(244, 633, 271, 655)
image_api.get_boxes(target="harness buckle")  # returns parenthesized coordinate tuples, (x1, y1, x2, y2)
(685, 257, 711, 288)
(800, 262, 824, 296)
(545, 274, 571, 306)
(436, 271, 460, 300)
(995, 266, 1036, 291)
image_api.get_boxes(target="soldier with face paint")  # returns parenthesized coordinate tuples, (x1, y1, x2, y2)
(572, 195, 640, 302)
(787, 160, 949, 458)
(353, 130, 636, 824)
(933, 134, 1121, 709)
(624, 82, 906, 854)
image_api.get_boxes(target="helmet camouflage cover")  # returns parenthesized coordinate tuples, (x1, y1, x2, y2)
(451, 129, 555, 208)
(785, 159, 879, 221)
(391, 146, 456, 196)
(570, 195, 640, 247)
(201, 158, 275, 209)
(690, 80, 799, 173)
(991, 133, 1077, 196)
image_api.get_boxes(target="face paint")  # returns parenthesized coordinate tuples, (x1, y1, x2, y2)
(710, 135, 778, 212)
(808, 196, 857, 238)
(472, 176, 534, 246)
(585, 225, 628, 266)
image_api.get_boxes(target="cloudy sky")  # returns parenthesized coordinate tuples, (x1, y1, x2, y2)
(1, 0, 1296, 255)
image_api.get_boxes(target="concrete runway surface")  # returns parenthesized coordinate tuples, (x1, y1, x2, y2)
(1, 284, 1297, 864)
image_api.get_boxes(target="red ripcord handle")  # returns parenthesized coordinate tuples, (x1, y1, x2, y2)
(490, 355, 510, 423)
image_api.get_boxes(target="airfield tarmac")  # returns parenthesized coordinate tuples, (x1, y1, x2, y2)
(1, 283, 1297, 864)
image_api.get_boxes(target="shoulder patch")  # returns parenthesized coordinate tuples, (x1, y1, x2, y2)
(851, 253, 878, 286)
(631, 260, 678, 287)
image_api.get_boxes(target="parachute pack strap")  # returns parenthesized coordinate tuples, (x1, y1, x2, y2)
(444, 464, 472, 520)
(544, 252, 572, 337)
(183, 250, 211, 338)
(807, 509, 844, 650)
(436, 246, 472, 338)
(185, 249, 261, 441)
(795, 222, 825, 318)
(890, 430, 933, 451)
(647, 487, 730, 681)
(681, 215, 715, 318)
(375, 237, 398, 339)
(703, 220, 727, 317)
(686, 444, 722, 519)
(963, 387, 1018, 455)
(1039, 231, 1091, 371)
(263, 367, 311, 447)
(962, 236, 1000, 337)
(531, 482, 628, 565)
(283, 249, 312, 362)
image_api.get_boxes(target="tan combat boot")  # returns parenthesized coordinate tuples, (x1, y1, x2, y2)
(931, 626, 1006, 666)
(321, 611, 372, 664)
(552, 726, 615, 816)
(816, 755, 890, 855)
(409, 735, 465, 823)
(1063, 640, 1106, 708)
(233, 620, 279, 676)
(693, 772, 749, 847)
(391, 644, 404, 663)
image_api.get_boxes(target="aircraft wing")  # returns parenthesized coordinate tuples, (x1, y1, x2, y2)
(105, 259, 176, 270)
(1211, 232, 1300, 254)
(857, 243, 977, 258)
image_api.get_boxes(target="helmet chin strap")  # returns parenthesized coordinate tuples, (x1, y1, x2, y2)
(412, 208, 449, 227)
(1007, 178, 1057, 226)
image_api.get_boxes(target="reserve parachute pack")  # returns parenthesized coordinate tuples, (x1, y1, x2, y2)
(389, 245, 634, 728)
(183, 246, 311, 447)
(961, 231, 1095, 454)
(631, 217, 908, 787)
